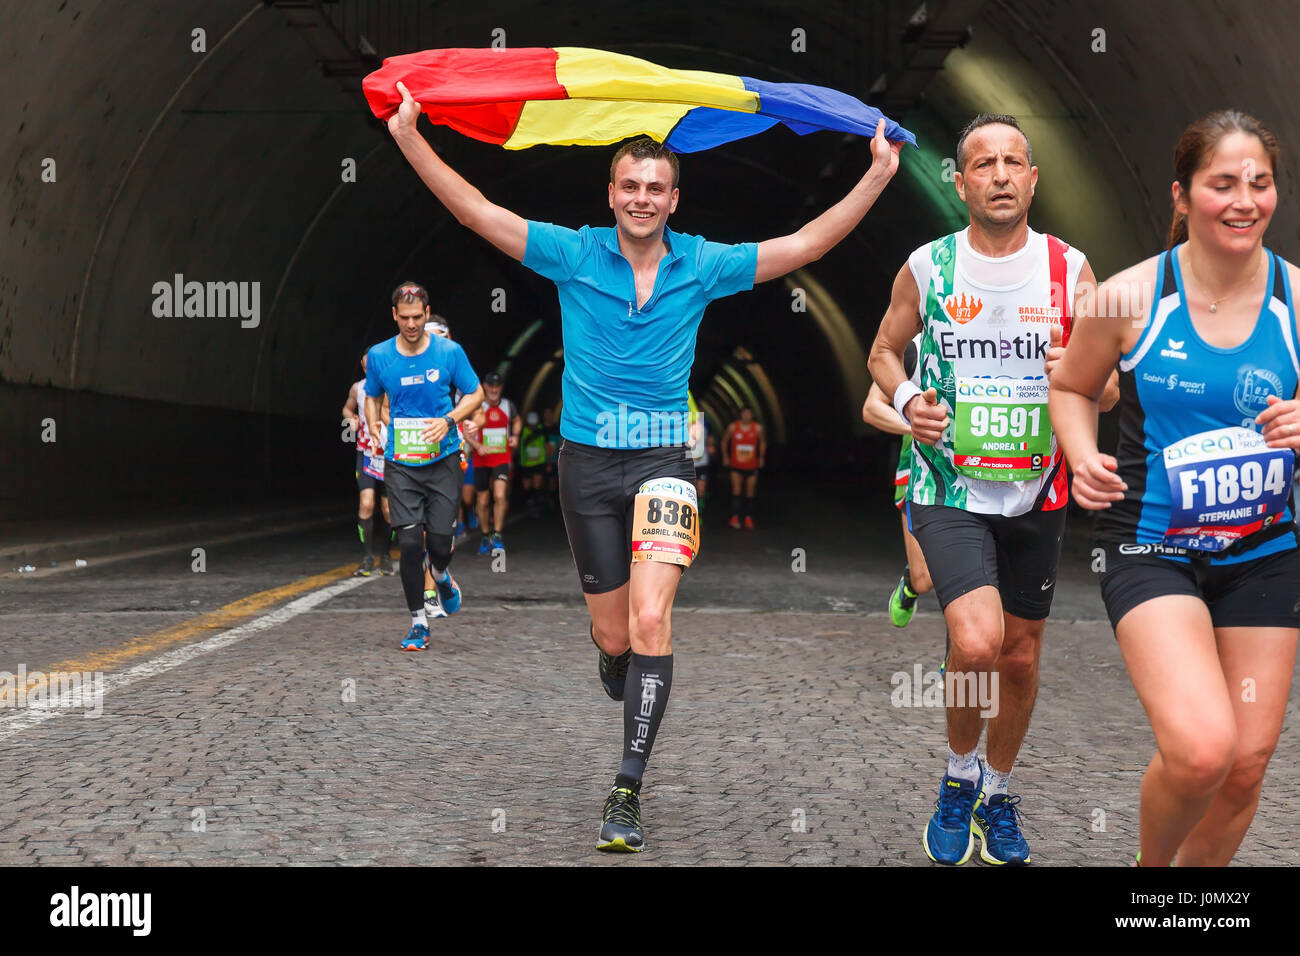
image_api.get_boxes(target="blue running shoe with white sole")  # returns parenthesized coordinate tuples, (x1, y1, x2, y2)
(401, 623, 430, 652)
(923, 771, 982, 865)
(972, 792, 1031, 865)
(435, 572, 462, 614)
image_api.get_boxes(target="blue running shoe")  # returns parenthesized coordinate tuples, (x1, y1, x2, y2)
(435, 572, 462, 614)
(477, 534, 492, 556)
(456, 520, 466, 537)
(401, 623, 430, 652)
(923, 771, 982, 865)
(972, 792, 1031, 865)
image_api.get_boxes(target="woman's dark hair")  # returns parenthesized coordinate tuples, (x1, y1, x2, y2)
(1168, 110, 1280, 249)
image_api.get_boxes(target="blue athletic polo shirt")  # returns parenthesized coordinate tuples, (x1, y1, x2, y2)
(523, 222, 757, 448)
(364, 334, 480, 465)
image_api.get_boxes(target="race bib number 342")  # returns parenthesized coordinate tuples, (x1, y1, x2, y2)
(392, 417, 434, 463)
(953, 377, 1051, 481)
(632, 478, 700, 567)
(1163, 426, 1294, 552)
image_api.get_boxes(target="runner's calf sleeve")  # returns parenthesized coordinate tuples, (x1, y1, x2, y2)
(424, 531, 453, 574)
(618, 653, 674, 787)
(357, 516, 374, 558)
(396, 525, 427, 612)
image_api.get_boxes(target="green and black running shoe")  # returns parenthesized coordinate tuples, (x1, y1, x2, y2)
(889, 575, 919, 627)
(597, 786, 644, 852)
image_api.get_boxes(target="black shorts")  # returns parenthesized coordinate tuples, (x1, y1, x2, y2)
(1098, 544, 1300, 631)
(558, 440, 696, 594)
(355, 450, 386, 495)
(908, 502, 1066, 620)
(473, 462, 511, 492)
(384, 455, 461, 534)
(730, 467, 759, 480)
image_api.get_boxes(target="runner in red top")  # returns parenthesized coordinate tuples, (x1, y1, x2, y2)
(465, 371, 520, 552)
(722, 408, 766, 529)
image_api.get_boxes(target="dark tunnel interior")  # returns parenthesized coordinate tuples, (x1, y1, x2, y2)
(4, 0, 1299, 521)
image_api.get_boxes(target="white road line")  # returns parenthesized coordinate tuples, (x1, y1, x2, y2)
(0, 576, 367, 742)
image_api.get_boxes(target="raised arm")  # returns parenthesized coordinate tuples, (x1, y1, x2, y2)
(753, 118, 902, 285)
(386, 81, 529, 262)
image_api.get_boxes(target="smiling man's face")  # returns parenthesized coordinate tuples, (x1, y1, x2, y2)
(608, 154, 679, 243)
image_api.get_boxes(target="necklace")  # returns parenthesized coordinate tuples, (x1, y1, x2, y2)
(1194, 250, 1264, 313)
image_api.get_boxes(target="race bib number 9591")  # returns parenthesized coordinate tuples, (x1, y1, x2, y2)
(953, 377, 1051, 481)
(1163, 426, 1294, 552)
(632, 477, 700, 567)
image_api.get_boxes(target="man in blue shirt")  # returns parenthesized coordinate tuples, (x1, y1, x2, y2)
(365, 282, 484, 651)
(383, 79, 901, 850)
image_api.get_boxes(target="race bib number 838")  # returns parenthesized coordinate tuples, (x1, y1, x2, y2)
(632, 477, 700, 567)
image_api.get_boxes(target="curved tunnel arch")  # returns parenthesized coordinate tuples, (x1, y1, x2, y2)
(5, 0, 1298, 517)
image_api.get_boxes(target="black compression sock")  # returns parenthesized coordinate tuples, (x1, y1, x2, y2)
(357, 516, 374, 558)
(618, 653, 674, 785)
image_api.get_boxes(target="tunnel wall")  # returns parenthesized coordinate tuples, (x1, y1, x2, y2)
(5, 0, 1298, 520)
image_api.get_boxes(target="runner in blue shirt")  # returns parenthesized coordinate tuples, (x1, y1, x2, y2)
(365, 282, 484, 651)
(382, 79, 902, 851)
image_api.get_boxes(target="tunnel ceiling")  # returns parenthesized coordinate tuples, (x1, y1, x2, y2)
(4, 0, 1299, 426)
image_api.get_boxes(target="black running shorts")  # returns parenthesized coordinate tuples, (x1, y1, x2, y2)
(1098, 544, 1300, 631)
(473, 462, 511, 492)
(385, 455, 461, 534)
(558, 440, 697, 594)
(908, 502, 1067, 621)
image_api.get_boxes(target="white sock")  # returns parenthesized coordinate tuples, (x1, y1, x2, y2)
(433, 568, 448, 583)
(982, 763, 1012, 800)
(411, 609, 428, 628)
(947, 747, 981, 784)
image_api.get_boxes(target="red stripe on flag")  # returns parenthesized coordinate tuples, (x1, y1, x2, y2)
(362, 48, 566, 143)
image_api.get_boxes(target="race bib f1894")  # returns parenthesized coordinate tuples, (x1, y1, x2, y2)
(953, 377, 1052, 481)
(1162, 426, 1294, 552)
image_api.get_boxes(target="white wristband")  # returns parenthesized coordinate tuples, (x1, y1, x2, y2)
(892, 381, 923, 423)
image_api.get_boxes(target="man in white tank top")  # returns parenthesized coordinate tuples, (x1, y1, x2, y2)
(869, 114, 1116, 867)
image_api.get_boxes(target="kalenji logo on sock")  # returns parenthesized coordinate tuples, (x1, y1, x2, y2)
(629, 675, 663, 754)
(49, 886, 151, 936)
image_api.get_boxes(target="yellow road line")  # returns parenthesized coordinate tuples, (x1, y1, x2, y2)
(4, 562, 356, 701)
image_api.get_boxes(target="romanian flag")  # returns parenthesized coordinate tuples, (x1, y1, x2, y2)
(362, 47, 916, 152)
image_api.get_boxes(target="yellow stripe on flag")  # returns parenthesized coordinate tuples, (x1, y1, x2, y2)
(505, 47, 757, 149)
(508, 99, 691, 148)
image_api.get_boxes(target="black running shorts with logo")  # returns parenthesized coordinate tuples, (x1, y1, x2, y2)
(473, 462, 511, 492)
(384, 455, 462, 534)
(908, 502, 1066, 620)
(558, 440, 697, 594)
(1098, 543, 1300, 631)
(355, 450, 387, 495)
